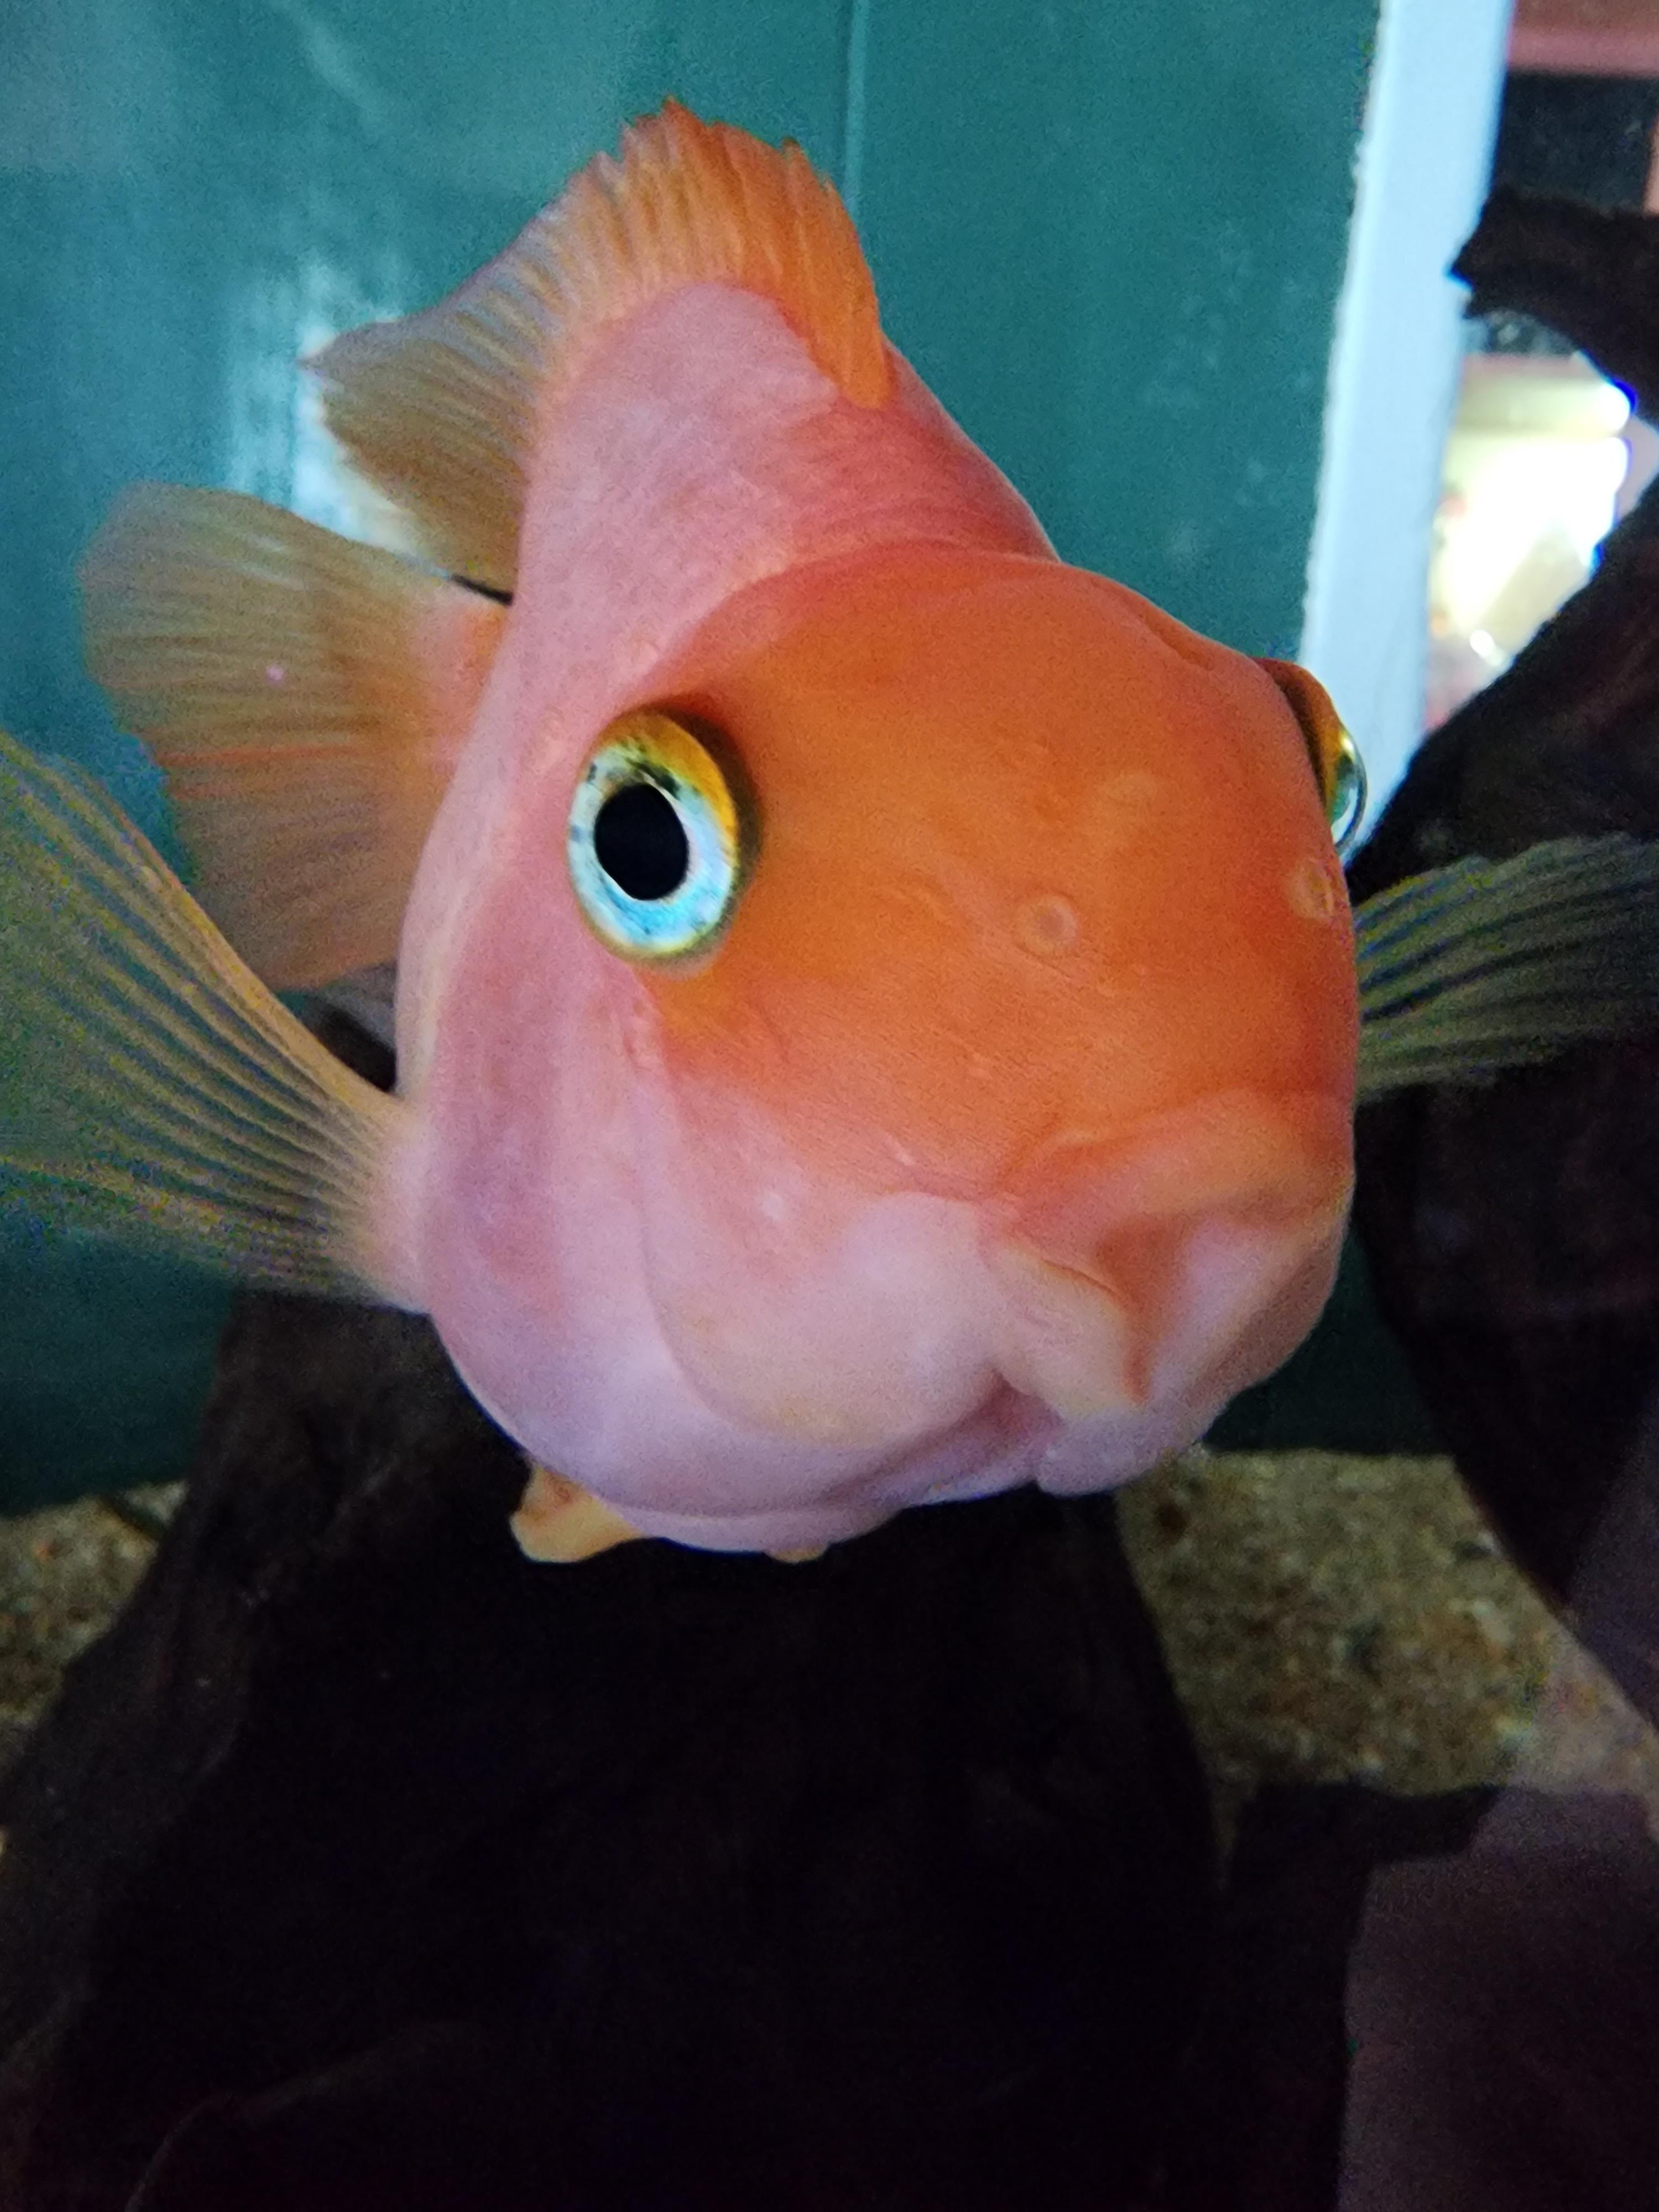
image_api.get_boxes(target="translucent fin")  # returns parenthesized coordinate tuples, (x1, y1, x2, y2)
(0, 726, 412, 1301)
(80, 482, 504, 989)
(310, 98, 889, 593)
(1355, 837, 1659, 1102)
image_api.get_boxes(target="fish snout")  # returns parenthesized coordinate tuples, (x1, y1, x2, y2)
(985, 1092, 1352, 1420)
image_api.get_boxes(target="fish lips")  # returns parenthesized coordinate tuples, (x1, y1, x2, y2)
(986, 1088, 1354, 1424)
(632, 1081, 1352, 1473)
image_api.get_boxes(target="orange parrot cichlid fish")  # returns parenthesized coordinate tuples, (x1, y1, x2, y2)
(4, 102, 1655, 1559)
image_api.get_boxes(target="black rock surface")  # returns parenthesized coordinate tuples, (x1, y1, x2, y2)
(1349, 187, 1659, 1653)
(0, 1287, 1215, 2211)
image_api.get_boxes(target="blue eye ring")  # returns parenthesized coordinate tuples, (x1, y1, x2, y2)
(567, 709, 755, 965)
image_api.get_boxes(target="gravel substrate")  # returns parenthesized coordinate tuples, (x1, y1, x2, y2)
(1119, 1448, 1659, 1838)
(0, 1486, 180, 1783)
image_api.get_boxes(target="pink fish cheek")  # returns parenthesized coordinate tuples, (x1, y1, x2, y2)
(618, 1036, 1010, 1449)
(400, 820, 651, 1436)
(412, 1019, 620, 1436)
(406, 880, 1012, 1530)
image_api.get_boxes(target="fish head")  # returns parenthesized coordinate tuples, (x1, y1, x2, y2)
(410, 538, 1355, 1550)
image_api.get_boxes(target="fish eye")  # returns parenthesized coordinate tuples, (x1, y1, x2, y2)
(567, 709, 754, 963)
(1256, 657, 1368, 856)
(1321, 724, 1366, 855)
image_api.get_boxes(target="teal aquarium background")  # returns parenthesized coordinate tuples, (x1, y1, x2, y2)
(0, 0, 1388, 1507)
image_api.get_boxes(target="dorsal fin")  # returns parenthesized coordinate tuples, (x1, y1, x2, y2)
(309, 100, 889, 594)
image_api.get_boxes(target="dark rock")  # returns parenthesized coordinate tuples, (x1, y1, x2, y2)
(1347, 195, 1659, 1655)
(1340, 1791, 1659, 2212)
(1454, 187, 1659, 423)
(0, 1286, 1214, 2211)
(1146, 1783, 1491, 2212)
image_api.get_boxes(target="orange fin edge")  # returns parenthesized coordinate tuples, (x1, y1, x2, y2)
(308, 101, 889, 591)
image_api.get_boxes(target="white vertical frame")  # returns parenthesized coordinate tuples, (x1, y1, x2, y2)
(1298, 0, 1514, 831)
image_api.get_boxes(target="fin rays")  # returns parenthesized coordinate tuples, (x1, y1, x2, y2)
(310, 100, 888, 592)
(0, 729, 408, 1298)
(81, 483, 503, 988)
(1355, 837, 1659, 1100)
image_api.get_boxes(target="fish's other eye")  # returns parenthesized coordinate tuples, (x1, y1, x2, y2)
(1319, 726, 1366, 855)
(567, 710, 754, 963)
(1255, 657, 1367, 855)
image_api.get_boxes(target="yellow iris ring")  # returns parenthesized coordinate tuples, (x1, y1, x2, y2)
(609, 713, 743, 855)
(567, 709, 753, 964)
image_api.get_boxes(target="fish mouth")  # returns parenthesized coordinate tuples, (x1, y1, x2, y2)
(984, 1089, 1353, 1420)
(448, 1086, 1350, 1555)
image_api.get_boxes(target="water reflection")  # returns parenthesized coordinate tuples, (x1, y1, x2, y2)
(1426, 352, 1646, 727)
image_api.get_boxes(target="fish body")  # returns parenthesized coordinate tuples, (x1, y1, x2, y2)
(406, 539, 1354, 1551)
(14, 106, 1370, 1551)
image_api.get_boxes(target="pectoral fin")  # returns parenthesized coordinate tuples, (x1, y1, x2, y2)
(1355, 837, 1659, 1101)
(0, 726, 418, 1303)
(80, 483, 504, 988)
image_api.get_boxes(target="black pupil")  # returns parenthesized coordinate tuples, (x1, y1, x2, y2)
(593, 780, 691, 901)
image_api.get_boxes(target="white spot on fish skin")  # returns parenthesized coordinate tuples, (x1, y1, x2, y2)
(1286, 855, 1339, 923)
(759, 1188, 788, 1225)
(1014, 893, 1081, 957)
(619, 994, 660, 1063)
(265, 662, 287, 685)
(880, 873, 957, 928)
(1082, 770, 1165, 856)
(1098, 769, 1162, 807)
